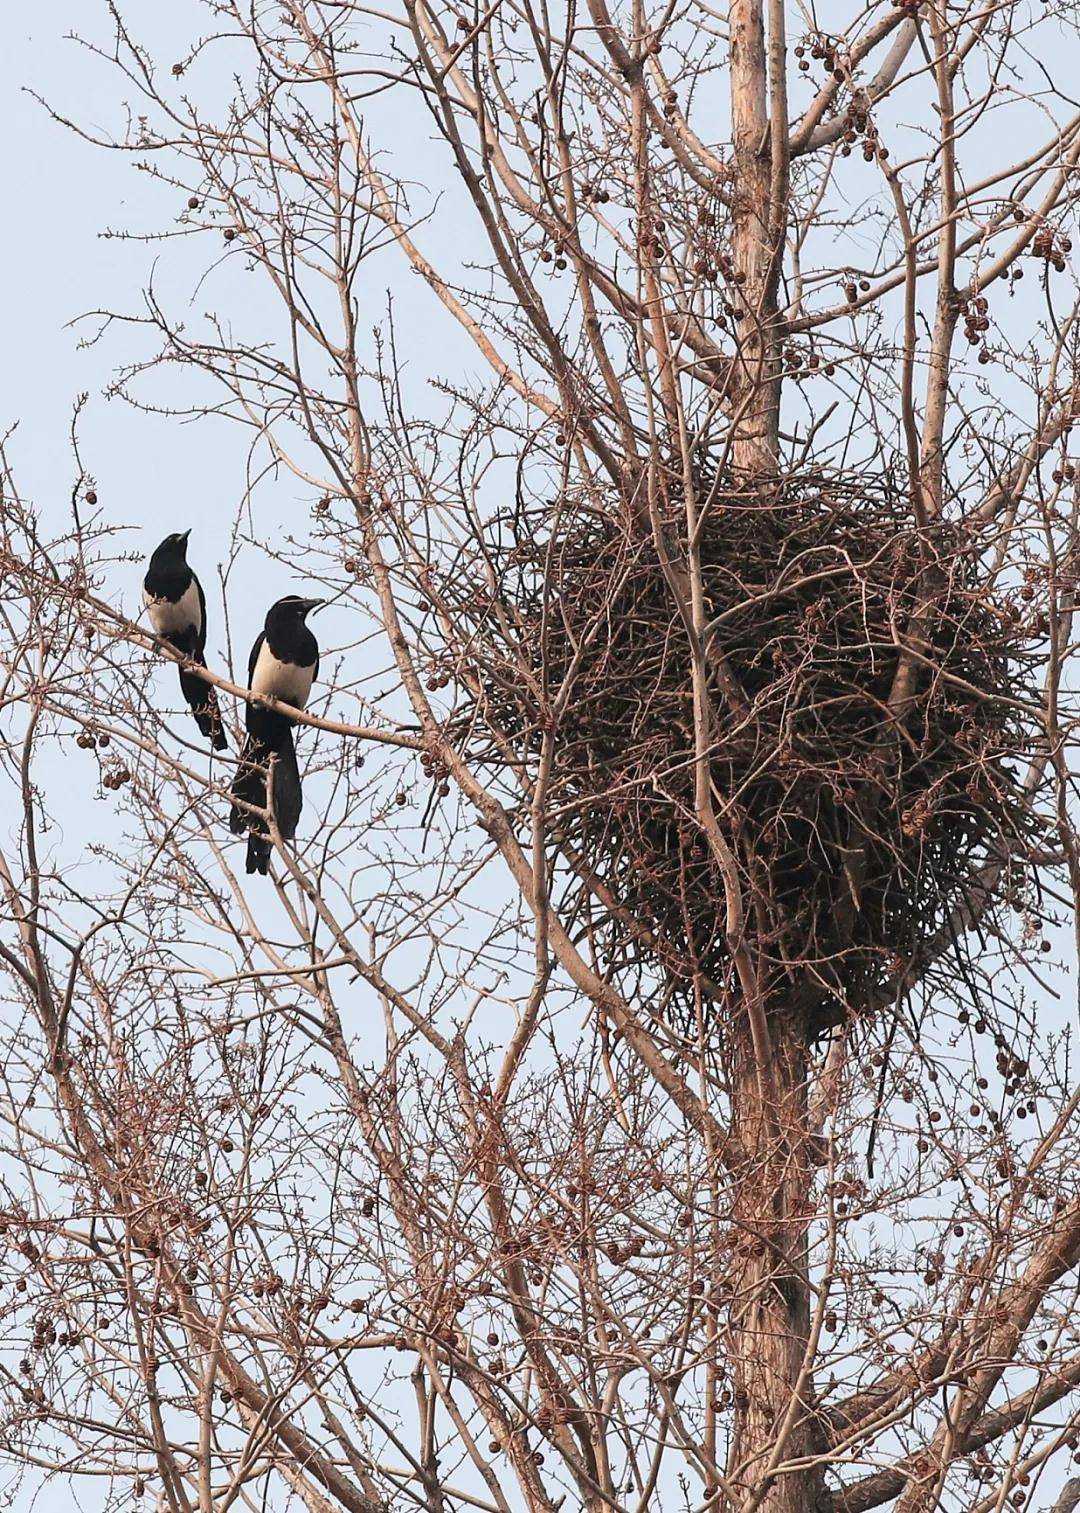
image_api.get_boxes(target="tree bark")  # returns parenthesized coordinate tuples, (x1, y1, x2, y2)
(723, 5, 825, 1509)
(726, 1006, 825, 1512)
(1050, 1479, 1080, 1513)
(729, 0, 783, 475)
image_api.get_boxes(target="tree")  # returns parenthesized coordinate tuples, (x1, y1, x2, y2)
(3, 0, 1080, 1509)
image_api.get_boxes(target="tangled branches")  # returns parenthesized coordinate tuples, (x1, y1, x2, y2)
(455, 469, 1043, 1032)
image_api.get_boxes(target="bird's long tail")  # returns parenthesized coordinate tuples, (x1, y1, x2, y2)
(270, 730, 303, 844)
(179, 655, 226, 750)
(230, 731, 302, 876)
(246, 830, 271, 876)
(230, 735, 268, 832)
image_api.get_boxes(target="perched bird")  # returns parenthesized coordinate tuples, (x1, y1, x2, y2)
(143, 530, 226, 750)
(230, 595, 321, 875)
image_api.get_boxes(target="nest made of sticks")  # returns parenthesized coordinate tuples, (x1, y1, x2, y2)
(457, 468, 1040, 1028)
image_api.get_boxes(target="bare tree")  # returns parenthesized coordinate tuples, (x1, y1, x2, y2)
(4, 1, 1080, 1510)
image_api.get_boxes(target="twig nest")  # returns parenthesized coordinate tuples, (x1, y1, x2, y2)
(461, 469, 1041, 1030)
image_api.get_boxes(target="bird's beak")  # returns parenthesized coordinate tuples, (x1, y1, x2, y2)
(302, 597, 327, 615)
(181, 529, 191, 544)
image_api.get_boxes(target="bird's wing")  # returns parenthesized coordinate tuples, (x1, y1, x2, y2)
(247, 631, 265, 686)
(193, 573, 208, 652)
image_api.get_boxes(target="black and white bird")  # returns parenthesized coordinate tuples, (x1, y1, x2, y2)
(230, 595, 322, 875)
(143, 530, 226, 750)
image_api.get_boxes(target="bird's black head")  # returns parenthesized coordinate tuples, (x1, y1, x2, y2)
(265, 594, 324, 630)
(151, 529, 191, 563)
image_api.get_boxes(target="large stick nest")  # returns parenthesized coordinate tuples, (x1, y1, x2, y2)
(454, 469, 1042, 1027)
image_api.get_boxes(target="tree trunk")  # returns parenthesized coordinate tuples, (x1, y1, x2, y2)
(723, 5, 825, 1509)
(729, 0, 784, 476)
(726, 1007, 825, 1512)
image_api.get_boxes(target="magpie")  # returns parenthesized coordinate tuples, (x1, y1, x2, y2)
(143, 530, 226, 750)
(230, 595, 322, 875)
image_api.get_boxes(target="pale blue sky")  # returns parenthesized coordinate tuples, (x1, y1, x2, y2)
(3, 7, 1080, 1513)
(0, 6, 239, 550)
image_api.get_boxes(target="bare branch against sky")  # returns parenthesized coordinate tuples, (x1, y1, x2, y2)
(4, 2, 1080, 1511)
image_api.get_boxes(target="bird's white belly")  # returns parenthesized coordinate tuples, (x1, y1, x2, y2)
(251, 640, 313, 707)
(144, 580, 202, 637)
